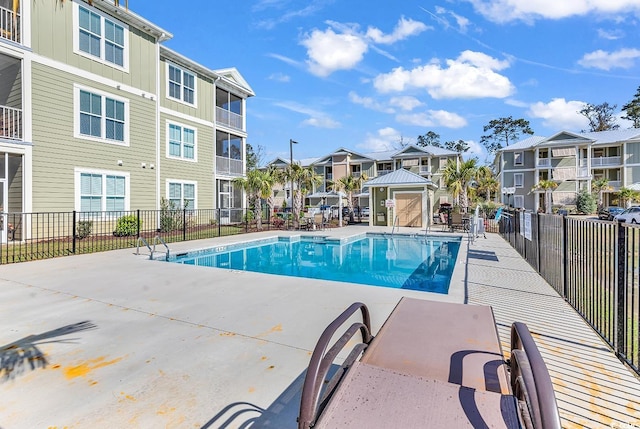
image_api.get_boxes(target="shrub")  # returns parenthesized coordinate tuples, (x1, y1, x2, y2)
(160, 197, 184, 232)
(113, 215, 140, 237)
(76, 220, 93, 239)
(576, 189, 597, 214)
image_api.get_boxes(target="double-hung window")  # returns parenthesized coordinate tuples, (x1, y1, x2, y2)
(167, 64, 196, 106)
(514, 151, 524, 166)
(76, 85, 129, 145)
(76, 4, 128, 70)
(168, 123, 196, 161)
(168, 181, 196, 209)
(77, 170, 129, 213)
(514, 173, 524, 188)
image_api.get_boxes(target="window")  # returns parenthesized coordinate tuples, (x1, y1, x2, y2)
(439, 157, 448, 169)
(514, 152, 523, 166)
(75, 4, 128, 69)
(76, 169, 129, 212)
(514, 173, 524, 188)
(514, 195, 524, 209)
(168, 181, 196, 209)
(75, 85, 128, 144)
(167, 64, 196, 105)
(167, 122, 196, 161)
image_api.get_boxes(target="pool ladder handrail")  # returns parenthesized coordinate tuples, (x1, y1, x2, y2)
(391, 215, 399, 235)
(136, 235, 170, 260)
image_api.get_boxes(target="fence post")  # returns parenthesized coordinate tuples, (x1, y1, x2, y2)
(136, 209, 141, 239)
(245, 208, 249, 233)
(562, 215, 568, 298)
(72, 210, 77, 254)
(183, 208, 187, 241)
(616, 219, 626, 358)
(218, 208, 221, 237)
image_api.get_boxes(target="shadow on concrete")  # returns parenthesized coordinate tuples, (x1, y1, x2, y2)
(0, 321, 96, 382)
(201, 370, 308, 429)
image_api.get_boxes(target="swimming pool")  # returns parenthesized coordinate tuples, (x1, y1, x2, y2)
(168, 234, 461, 294)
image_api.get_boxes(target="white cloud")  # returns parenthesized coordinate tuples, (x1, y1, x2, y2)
(464, 0, 640, 23)
(597, 28, 624, 40)
(275, 101, 342, 129)
(365, 17, 429, 44)
(268, 72, 291, 82)
(389, 96, 424, 111)
(396, 110, 467, 128)
(348, 91, 395, 113)
(358, 127, 402, 152)
(464, 140, 486, 160)
(373, 50, 514, 99)
(527, 98, 589, 129)
(301, 28, 368, 76)
(435, 6, 472, 33)
(577, 48, 640, 71)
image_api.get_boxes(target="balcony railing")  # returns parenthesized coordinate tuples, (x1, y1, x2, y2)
(607, 180, 622, 190)
(537, 158, 551, 167)
(591, 156, 621, 166)
(377, 169, 392, 176)
(0, 105, 22, 140)
(216, 107, 243, 132)
(351, 171, 361, 178)
(216, 156, 244, 177)
(0, 5, 20, 44)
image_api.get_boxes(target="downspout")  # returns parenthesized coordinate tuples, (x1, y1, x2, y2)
(213, 76, 221, 209)
(155, 36, 163, 210)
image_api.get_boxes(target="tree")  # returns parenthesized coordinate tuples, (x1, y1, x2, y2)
(233, 169, 273, 231)
(474, 165, 499, 202)
(328, 174, 369, 223)
(444, 139, 469, 153)
(264, 166, 283, 221)
(531, 180, 558, 214)
(579, 102, 619, 132)
(416, 131, 442, 148)
(576, 189, 597, 214)
(282, 164, 322, 228)
(591, 178, 612, 208)
(246, 143, 264, 171)
(622, 86, 640, 128)
(442, 158, 478, 212)
(480, 116, 534, 154)
(616, 187, 640, 208)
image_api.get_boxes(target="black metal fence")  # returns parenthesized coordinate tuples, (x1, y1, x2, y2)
(500, 212, 639, 376)
(0, 208, 296, 264)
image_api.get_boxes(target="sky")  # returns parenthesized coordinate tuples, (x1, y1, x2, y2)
(130, 0, 640, 165)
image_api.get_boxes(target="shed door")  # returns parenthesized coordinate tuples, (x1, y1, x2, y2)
(396, 193, 422, 227)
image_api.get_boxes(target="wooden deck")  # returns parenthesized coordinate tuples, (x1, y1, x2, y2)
(465, 233, 640, 429)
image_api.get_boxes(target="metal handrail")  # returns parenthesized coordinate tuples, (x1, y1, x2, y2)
(298, 302, 373, 429)
(153, 235, 170, 259)
(391, 215, 399, 235)
(136, 236, 170, 260)
(510, 322, 562, 429)
(136, 237, 151, 256)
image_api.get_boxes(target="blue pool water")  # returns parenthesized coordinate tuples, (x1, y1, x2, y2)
(168, 234, 461, 294)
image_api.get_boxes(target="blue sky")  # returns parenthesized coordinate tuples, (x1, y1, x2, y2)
(131, 1, 640, 165)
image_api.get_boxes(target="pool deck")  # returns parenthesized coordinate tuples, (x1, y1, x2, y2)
(0, 225, 638, 428)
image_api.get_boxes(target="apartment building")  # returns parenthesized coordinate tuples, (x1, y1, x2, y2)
(497, 129, 640, 211)
(0, 0, 253, 242)
(266, 144, 461, 226)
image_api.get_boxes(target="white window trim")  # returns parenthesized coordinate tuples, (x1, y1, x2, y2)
(166, 120, 198, 162)
(74, 83, 130, 146)
(514, 195, 524, 209)
(165, 62, 198, 108)
(74, 167, 131, 213)
(72, 1, 130, 72)
(166, 179, 198, 209)
(514, 151, 524, 166)
(514, 173, 524, 188)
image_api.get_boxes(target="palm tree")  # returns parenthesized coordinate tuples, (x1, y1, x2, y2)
(442, 159, 477, 213)
(234, 169, 272, 231)
(531, 180, 558, 214)
(328, 174, 369, 222)
(592, 178, 612, 208)
(475, 166, 499, 202)
(617, 187, 640, 208)
(264, 166, 283, 222)
(282, 164, 322, 228)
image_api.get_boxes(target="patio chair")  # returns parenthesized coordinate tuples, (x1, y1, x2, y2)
(299, 298, 561, 429)
(313, 213, 325, 230)
(439, 212, 448, 231)
(450, 212, 469, 232)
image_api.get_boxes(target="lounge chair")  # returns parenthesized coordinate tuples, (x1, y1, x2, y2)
(298, 298, 561, 429)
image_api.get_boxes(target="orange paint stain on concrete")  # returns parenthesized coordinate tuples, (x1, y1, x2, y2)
(219, 332, 236, 337)
(257, 324, 283, 338)
(63, 356, 124, 380)
(248, 387, 256, 393)
(267, 365, 275, 370)
(156, 406, 177, 415)
(260, 356, 268, 361)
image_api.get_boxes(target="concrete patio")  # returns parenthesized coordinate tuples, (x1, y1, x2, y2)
(0, 226, 638, 428)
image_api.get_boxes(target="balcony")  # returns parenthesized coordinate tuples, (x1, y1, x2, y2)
(377, 169, 392, 176)
(0, 4, 20, 44)
(216, 156, 243, 177)
(351, 171, 361, 178)
(216, 107, 243, 132)
(0, 105, 21, 140)
(537, 158, 551, 167)
(591, 156, 621, 167)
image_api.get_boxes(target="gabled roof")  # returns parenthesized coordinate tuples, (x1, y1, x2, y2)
(364, 169, 436, 188)
(392, 144, 458, 158)
(363, 150, 397, 161)
(313, 147, 376, 164)
(500, 136, 547, 151)
(213, 67, 255, 97)
(583, 129, 640, 145)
